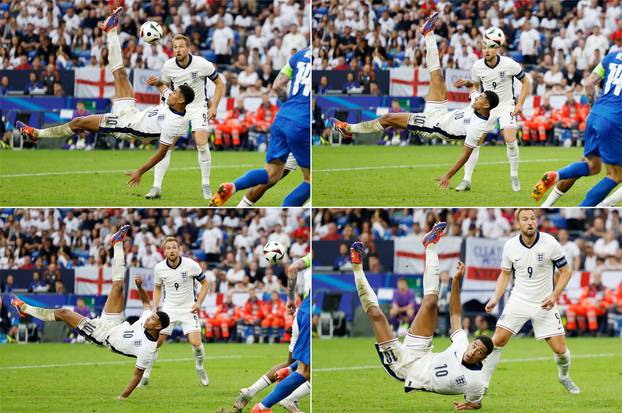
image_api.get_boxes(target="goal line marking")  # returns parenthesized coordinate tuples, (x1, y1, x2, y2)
(315, 159, 562, 173)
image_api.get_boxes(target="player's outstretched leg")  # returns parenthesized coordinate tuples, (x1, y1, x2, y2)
(579, 163, 622, 206)
(101, 7, 134, 101)
(102, 224, 131, 316)
(533, 155, 601, 202)
(278, 381, 310, 413)
(599, 185, 622, 206)
(234, 359, 295, 411)
(188, 331, 209, 386)
(11, 296, 86, 329)
(210, 162, 283, 206)
(541, 178, 577, 207)
(456, 146, 479, 191)
(421, 13, 446, 104)
(331, 112, 412, 139)
(146, 149, 172, 199)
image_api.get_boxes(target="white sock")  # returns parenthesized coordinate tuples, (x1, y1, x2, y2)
(21, 303, 56, 321)
(463, 145, 480, 182)
(349, 119, 384, 134)
(112, 243, 125, 281)
(237, 195, 255, 207)
(197, 143, 211, 186)
(423, 243, 440, 296)
(542, 186, 565, 207)
(424, 32, 440, 72)
(248, 375, 272, 397)
(193, 344, 205, 369)
(506, 140, 519, 177)
(283, 381, 310, 403)
(37, 124, 74, 138)
(153, 149, 171, 189)
(599, 186, 622, 206)
(482, 347, 503, 387)
(554, 349, 570, 378)
(353, 267, 379, 312)
(143, 350, 158, 378)
(106, 29, 123, 72)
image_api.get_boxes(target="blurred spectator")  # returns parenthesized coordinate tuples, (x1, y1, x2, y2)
(389, 278, 417, 333)
(24, 72, 46, 95)
(28, 271, 47, 292)
(566, 273, 614, 336)
(0, 76, 9, 95)
(594, 230, 619, 259)
(2, 275, 16, 293)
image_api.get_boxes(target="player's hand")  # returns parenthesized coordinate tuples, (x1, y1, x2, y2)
(117, 395, 127, 401)
(485, 297, 498, 313)
(286, 299, 296, 315)
(146, 75, 163, 87)
(125, 171, 141, 187)
(436, 175, 450, 189)
(191, 303, 200, 313)
(454, 79, 467, 88)
(453, 401, 481, 410)
(541, 294, 557, 310)
(454, 261, 465, 279)
(512, 104, 523, 117)
(206, 105, 217, 121)
(134, 276, 143, 288)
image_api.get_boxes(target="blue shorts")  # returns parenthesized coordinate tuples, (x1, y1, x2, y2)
(292, 296, 310, 365)
(583, 112, 622, 166)
(266, 117, 310, 169)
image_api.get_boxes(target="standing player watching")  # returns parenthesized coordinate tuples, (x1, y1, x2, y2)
(11, 225, 171, 400)
(140, 236, 211, 387)
(350, 224, 493, 411)
(15, 8, 194, 189)
(482, 208, 580, 395)
(144, 34, 226, 201)
(453, 27, 531, 193)
(210, 48, 311, 207)
(532, 50, 622, 207)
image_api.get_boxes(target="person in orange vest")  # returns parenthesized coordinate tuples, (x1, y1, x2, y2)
(260, 291, 286, 343)
(521, 99, 558, 144)
(254, 94, 278, 133)
(553, 92, 588, 146)
(237, 289, 264, 342)
(566, 272, 614, 335)
(204, 296, 241, 342)
(214, 98, 252, 148)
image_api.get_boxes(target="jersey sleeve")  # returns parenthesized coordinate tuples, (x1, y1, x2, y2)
(199, 57, 219, 82)
(500, 241, 512, 271)
(464, 381, 485, 403)
(192, 260, 205, 281)
(136, 342, 157, 370)
(448, 329, 469, 352)
(550, 239, 568, 269)
(510, 59, 526, 80)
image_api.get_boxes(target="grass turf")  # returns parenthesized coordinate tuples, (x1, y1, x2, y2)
(312, 336, 622, 412)
(0, 342, 307, 413)
(0, 150, 299, 206)
(312, 145, 605, 206)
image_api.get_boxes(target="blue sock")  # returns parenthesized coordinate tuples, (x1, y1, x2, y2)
(282, 181, 310, 206)
(289, 361, 299, 371)
(580, 177, 618, 206)
(261, 371, 306, 408)
(558, 162, 591, 180)
(233, 169, 269, 191)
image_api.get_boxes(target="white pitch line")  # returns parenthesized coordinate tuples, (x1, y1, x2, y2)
(0, 164, 257, 178)
(0, 354, 257, 370)
(313, 353, 618, 373)
(315, 159, 562, 173)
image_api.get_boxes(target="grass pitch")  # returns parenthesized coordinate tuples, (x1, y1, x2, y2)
(312, 145, 602, 206)
(0, 150, 300, 206)
(0, 342, 308, 413)
(312, 336, 622, 412)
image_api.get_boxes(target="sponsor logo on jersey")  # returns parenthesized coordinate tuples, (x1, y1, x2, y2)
(192, 72, 198, 80)
(537, 253, 544, 262)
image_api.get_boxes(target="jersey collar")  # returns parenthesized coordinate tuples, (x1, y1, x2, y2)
(519, 231, 540, 249)
(461, 360, 483, 370)
(484, 55, 500, 69)
(144, 329, 158, 342)
(175, 54, 193, 69)
(166, 256, 183, 269)
(168, 105, 186, 116)
(473, 110, 489, 120)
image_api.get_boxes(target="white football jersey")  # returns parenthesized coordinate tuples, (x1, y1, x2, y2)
(106, 310, 158, 369)
(471, 56, 525, 106)
(500, 232, 568, 303)
(154, 256, 205, 311)
(406, 330, 485, 403)
(161, 55, 219, 108)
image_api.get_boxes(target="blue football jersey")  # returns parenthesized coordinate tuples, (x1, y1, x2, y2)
(594, 51, 622, 123)
(275, 48, 311, 127)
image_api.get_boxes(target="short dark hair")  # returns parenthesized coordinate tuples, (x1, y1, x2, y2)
(484, 90, 499, 110)
(156, 311, 170, 330)
(475, 335, 494, 356)
(178, 84, 194, 105)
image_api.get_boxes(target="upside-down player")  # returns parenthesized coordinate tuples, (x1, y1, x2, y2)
(11, 225, 170, 400)
(351, 224, 493, 411)
(481, 208, 580, 395)
(140, 236, 210, 387)
(15, 7, 194, 189)
(532, 50, 622, 206)
(332, 13, 499, 191)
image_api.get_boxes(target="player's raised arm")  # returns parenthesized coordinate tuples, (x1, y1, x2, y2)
(152, 281, 162, 313)
(135, 276, 151, 310)
(286, 254, 310, 315)
(485, 269, 512, 313)
(272, 62, 293, 102)
(584, 62, 605, 104)
(449, 261, 466, 333)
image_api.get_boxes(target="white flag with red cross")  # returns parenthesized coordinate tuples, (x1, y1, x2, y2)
(74, 266, 114, 295)
(74, 68, 116, 98)
(390, 67, 430, 97)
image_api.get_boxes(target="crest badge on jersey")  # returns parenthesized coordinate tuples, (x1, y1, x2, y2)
(192, 72, 198, 80)
(499, 71, 506, 79)
(181, 271, 188, 280)
(455, 375, 466, 386)
(134, 339, 142, 347)
(537, 253, 544, 262)
(158, 114, 165, 121)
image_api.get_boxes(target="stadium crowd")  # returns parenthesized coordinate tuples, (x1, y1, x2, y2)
(313, 0, 622, 144)
(313, 208, 622, 336)
(0, 207, 310, 343)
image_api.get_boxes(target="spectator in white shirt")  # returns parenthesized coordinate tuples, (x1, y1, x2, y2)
(594, 230, 620, 258)
(571, 38, 590, 71)
(268, 224, 291, 249)
(268, 37, 287, 70)
(246, 26, 267, 51)
(145, 45, 168, 71)
(585, 26, 610, 57)
(201, 220, 223, 262)
(62, 7, 81, 34)
(212, 19, 235, 65)
(519, 21, 540, 65)
(238, 64, 258, 88)
(551, 28, 572, 55)
(481, 209, 511, 239)
(558, 230, 581, 271)
(281, 24, 307, 55)
(544, 64, 563, 87)
(450, 25, 471, 48)
(227, 262, 246, 284)
(289, 236, 308, 259)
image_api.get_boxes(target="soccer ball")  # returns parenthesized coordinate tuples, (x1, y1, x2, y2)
(263, 241, 286, 264)
(483, 27, 506, 48)
(140, 21, 163, 45)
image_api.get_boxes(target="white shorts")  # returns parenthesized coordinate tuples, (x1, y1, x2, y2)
(99, 98, 159, 141)
(492, 102, 516, 130)
(77, 311, 124, 346)
(285, 153, 298, 172)
(159, 308, 201, 335)
(288, 310, 299, 353)
(407, 101, 463, 142)
(187, 103, 209, 132)
(375, 333, 434, 387)
(497, 295, 565, 340)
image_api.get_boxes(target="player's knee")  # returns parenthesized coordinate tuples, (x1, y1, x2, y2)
(55, 308, 69, 319)
(421, 297, 438, 312)
(367, 306, 385, 322)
